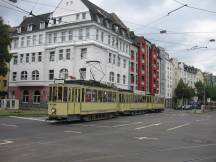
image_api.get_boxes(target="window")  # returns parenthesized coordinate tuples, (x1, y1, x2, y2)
(38, 52, 42, 62)
(80, 68, 86, 80)
(59, 69, 68, 79)
(39, 34, 43, 45)
(26, 54, 29, 63)
(117, 56, 121, 67)
(101, 32, 104, 42)
(21, 37, 25, 47)
(53, 32, 57, 43)
(123, 59, 127, 68)
(96, 29, 99, 40)
(20, 54, 24, 63)
(109, 72, 114, 82)
(21, 71, 28, 80)
(113, 55, 116, 64)
(48, 33, 52, 44)
(27, 24, 33, 32)
(32, 53, 35, 62)
(68, 30, 73, 41)
(117, 74, 120, 83)
(86, 28, 90, 39)
(58, 17, 62, 24)
(32, 35, 36, 46)
(17, 27, 21, 33)
(66, 49, 70, 60)
(14, 38, 19, 49)
(79, 29, 83, 40)
(49, 70, 54, 80)
(82, 12, 86, 19)
(59, 49, 63, 60)
(81, 48, 87, 59)
(40, 22, 45, 29)
(32, 70, 39, 80)
(12, 72, 17, 81)
(112, 37, 115, 46)
(108, 35, 111, 45)
(61, 32, 66, 42)
(33, 91, 40, 104)
(27, 36, 31, 47)
(123, 75, 126, 84)
(76, 13, 80, 20)
(13, 56, 18, 65)
(22, 90, 29, 103)
(109, 53, 112, 63)
(50, 51, 55, 62)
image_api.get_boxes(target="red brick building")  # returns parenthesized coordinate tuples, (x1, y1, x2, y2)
(130, 35, 160, 96)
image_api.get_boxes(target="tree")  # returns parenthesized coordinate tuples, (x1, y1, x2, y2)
(195, 81, 204, 100)
(0, 18, 12, 77)
(206, 85, 216, 101)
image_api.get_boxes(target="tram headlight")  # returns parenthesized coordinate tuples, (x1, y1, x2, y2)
(51, 108, 56, 114)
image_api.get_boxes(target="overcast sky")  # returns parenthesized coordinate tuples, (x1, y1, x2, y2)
(0, 0, 216, 74)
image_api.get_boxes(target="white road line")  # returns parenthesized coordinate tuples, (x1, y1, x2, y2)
(135, 137, 158, 140)
(112, 124, 130, 128)
(64, 130, 82, 134)
(135, 123, 161, 130)
(1, 123, 17, 127)
(167, 123, 190, 131)
(9, 116, 45, 122)
(0, 140, 14, 145)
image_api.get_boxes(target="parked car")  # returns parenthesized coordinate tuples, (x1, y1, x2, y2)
(182, 105, 193, 110)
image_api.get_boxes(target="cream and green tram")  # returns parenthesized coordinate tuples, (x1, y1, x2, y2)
(48, 81, 119, 121)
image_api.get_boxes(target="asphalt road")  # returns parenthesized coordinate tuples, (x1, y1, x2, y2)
(0, 109, 216, 162)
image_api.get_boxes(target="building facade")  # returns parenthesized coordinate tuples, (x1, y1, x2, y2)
(9, 0, 131, 108)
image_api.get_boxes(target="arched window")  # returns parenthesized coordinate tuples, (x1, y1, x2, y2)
(109, 72, 114, 82)
(32, 70, 39, 80)
(117, 74, 120, 83)
(33, 90, 40, 104)
(21, 71, 28, 80)
(59, 69, 68, 79)
(23, 90, 29, 103)
(123, 75, 126, 84)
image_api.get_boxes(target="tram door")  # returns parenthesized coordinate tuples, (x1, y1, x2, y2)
(68, 87, 81, 115)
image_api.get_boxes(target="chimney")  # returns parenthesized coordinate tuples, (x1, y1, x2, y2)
(23, 16, 27, 20)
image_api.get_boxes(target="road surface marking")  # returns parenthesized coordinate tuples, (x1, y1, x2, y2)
(167, 123, 190, 131)
(0, 140, 14, 145)
(1, 123, 17, 127)
(135, 123, 161, 130)
(135, 137, 158, 140)
(112, 124, 130, 128)
(9, 116, 45, 122)
(64, 130, 82, 134)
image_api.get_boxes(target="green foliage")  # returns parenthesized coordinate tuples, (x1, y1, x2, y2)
(175, 79, 195, 99)
(195, 81, 204, 100)
(0, 18, 12, 76)
(206, 86, 216, 101)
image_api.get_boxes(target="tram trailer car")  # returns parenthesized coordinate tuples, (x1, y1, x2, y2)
(48, 80, 165, 121)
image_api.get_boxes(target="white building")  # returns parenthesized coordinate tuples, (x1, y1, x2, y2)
(9, 0, 131, 107)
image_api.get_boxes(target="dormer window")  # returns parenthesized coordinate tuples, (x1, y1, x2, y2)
(96, 15, 102, 24)
(58, 17, 62, 24)
(53, 18, 56, 24)
(105, 20, 110, 28)
(40, 22, 45, 29)
(76, 14, 80, 20)
(17, 27, 21, 33)
(82, 12, 86, 19)
(114, 25, 119, 33)
(27, 24, 33, 32)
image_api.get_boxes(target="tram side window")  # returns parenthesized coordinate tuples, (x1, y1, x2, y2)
(85, 89, 92, 102)
(92, 90, 97, 102)
(112, 92, 116, 102)
(98, 91, 103, 102)
(53, 87, 57, 101)
(57, 87, 63, 102)
(68, 88, 73, 102)
(63, 87, 68, 101)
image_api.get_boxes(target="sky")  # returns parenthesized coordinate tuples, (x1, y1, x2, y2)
(0, 0, 216, 75)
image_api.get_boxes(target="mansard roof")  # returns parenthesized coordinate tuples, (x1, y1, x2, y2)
(81, 0, 129, 31)
(15, 12, 52, 34)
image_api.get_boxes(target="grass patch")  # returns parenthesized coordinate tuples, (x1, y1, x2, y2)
(0, 109, 47, 116)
